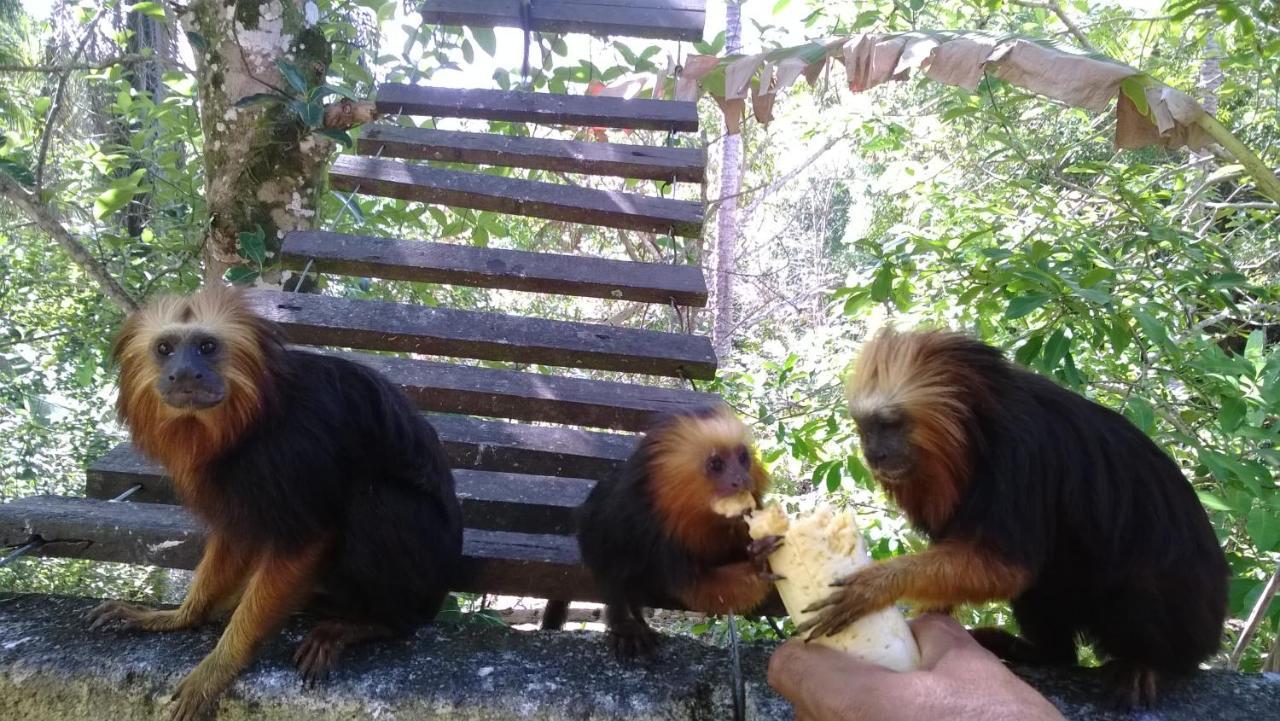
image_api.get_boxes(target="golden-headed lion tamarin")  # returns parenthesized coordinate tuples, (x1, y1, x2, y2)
(575, 405, 780, 658)
(87, 285, 463, 721)
(801, 328, 1228, 707)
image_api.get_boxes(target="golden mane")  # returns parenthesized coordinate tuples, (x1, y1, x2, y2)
(646, 405, 770, 557)
(845, 328, 986, 532)
(112, 284, 276, 498)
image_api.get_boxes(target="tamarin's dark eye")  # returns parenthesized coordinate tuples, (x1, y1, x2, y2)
(708, 457, 725, 473)
(156, 341, 173, 356)
(739, 449, 750, 465)
(199, 340, 218, 355)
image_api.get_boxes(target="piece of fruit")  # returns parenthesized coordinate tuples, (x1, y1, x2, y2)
(747, 502, 920, 671)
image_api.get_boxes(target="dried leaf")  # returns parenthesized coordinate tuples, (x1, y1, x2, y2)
(843, 34, 911, 92)
(653, 55, 673, 101)
(714, 96, 746, 134)
(921, 33, 997, 90)
(725, 53, 766, 100)
(677, 54, 721, 101)
(773, 56, 808, 93)
(987, 39, 1134, 112)
(322, 100, 378, 129)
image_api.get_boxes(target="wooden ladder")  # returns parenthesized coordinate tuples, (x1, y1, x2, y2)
(0, 8, 730, 609)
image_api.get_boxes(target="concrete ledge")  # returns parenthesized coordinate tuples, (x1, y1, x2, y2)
(0, 595, 1276, 720)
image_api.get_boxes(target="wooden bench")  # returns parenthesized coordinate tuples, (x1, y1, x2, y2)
(418, 0, 708, 43)
(0, 68, 744, 618)
(0, 221, 723, 612)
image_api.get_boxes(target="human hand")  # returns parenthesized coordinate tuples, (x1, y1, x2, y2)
(767, 614, 1065, 721)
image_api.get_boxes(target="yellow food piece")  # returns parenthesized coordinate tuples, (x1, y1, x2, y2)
(710, 490, 758, 517)
(747, 503, 920, 671)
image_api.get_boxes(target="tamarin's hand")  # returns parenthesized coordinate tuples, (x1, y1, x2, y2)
(769, 614, 1065, 721)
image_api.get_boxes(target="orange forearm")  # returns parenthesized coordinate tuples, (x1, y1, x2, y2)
(860, 543, 1030, 609)
(679, 561, 770, 614)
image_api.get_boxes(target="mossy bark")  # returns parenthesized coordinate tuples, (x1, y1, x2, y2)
(183, 0, 333, 284)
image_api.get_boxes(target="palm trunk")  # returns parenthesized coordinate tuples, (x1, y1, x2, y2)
(712, 1, 743, 360)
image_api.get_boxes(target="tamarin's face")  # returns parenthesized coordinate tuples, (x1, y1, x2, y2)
(114, 286, 269, 417)
(149, 329, 227, 410)
(852, 406, 916, 483)
(647, 406, 768, 503)
(703, 441, 755, 496)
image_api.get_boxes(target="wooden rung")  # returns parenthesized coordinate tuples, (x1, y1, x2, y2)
(85, 445, 592, 536)
(360, 125, 705, 183)
(330, 155, 703, 237)
(309, 347, 717, 432)
(420, 0, 707, 43)
(377, 84, 698, 131)
(246, 289, 717, 379)
(281, 230, 708, 307)
(0, 495, 597, 602)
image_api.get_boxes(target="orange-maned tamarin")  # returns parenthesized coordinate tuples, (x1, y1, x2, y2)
(802, 329, 1227, 707)
(575, 405, 780, 658)
(87, 285, 463, 720)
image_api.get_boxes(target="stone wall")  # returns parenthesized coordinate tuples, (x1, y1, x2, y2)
(0, 595, 1276, 720)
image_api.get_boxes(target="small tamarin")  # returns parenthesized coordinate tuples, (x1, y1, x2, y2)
(802, 328, 1228, 707)
(575, 404, 780, 658)
(87, 285, 463, 721)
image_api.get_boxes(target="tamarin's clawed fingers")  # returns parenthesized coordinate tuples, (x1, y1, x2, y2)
(842, 329, 1229, 707)
(294, 620, 395, 687)
(748, 534, 785, 581)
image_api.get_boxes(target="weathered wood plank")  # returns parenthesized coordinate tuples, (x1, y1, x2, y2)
(311, 348, 717, 432)
(359, 125, 705, 183)
(0, 495, 598, 601)
(0, 496, 785, 610)
(85, 445, 594, 536)
(420, 0, 706, 42)
(330, 155, 704, 237)
(281, 230, 708, 306)
(428, 414, 631, 478)
(377, 84, 699, 131)
(246, 289, 718, 379)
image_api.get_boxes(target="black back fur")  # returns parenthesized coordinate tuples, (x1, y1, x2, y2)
(940, 338, 1228, 672)
(203, 348, 463, 632)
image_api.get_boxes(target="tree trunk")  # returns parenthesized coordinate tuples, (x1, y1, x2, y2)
(183, 0, 333, 284)
(712, 1, 743, 360)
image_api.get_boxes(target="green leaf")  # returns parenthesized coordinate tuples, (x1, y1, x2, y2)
(1124, 397, 1155, 434)
(1219, 396, 1246, 433)
(1015, 334, 1044, 366)
(1120, 76, 1150, 117)
(1206, 272, 1247, 289)
(185, 31, 207, 53)
(224, 266, 259, 285)
(1247, 507, 1280, 552)
(237, 226, 266, 267)
(869, 264, 894, 302)
(1080, 267, 1112, 287)
(276, 60, 309, 95)
(1131, 308, 1171, 349)
(1041, 328, 1070, 369)
(772, 0, 792, 13)
(93, 169, 146, 219)
(471, 26, 497, 57)
(235, 93, 288, 109)
(1196, 491, 1233, 513)
(129, 2, 167, 20)
(1005, 293, 1052, 320)
(313, 128, 353, 148)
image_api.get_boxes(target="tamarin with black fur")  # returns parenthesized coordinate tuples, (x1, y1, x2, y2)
(88, 285, 463, 721)
(576, 405, 779, 658)
(803, 328, 1228, 707)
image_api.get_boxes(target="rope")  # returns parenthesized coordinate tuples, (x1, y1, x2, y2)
(520, 0, 533, 82)
(728, 611, 746, 721)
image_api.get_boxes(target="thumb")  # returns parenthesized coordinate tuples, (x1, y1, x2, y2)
(768, 638, 892, 701)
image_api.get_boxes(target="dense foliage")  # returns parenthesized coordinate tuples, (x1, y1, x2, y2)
(0, 0, 1275, 669)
